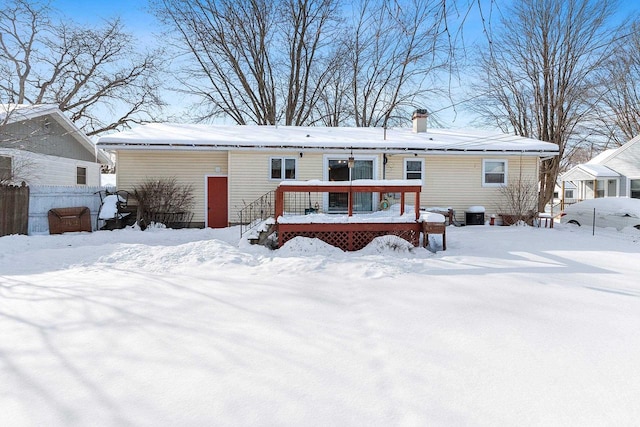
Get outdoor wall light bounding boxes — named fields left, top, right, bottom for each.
left=348, top=156, right=355, bottom=169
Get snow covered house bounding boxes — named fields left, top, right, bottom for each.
left=96, top=112, right=559, bottom=228
left=0, top=104, right=110, bottom=186
left=553, top=179, right=578, bottom=206
left=560, top=135, right=640, bottom=203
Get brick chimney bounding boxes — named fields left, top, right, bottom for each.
left=412, top=109, right=428, bottom=133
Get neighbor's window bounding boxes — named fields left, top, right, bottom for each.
left=565, top=189, right=574, bottom=199
left=483, top=160, right=507, bottom=186
left=595, top=180, right=606, bottom=198
left=607, top=179, right=617, bottom=197
left=630, top=179, right=640, bottom=199
left=76, top=166, right=87, bottom=185
left=270, top=157, right=296, bottom=180
left=404, top=159, right=424, bottom=181
left=0, top=156, right=11, bottom=181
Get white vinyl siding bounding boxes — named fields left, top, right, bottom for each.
left=228, top=151, right=324, bottom=223
left=116, top=149, right=540, bottom=226
left=0, top=148, right=101, bottom=186
left=385, top=154, right=537, bottom=217
left=116, top=150, right=228, bottom=224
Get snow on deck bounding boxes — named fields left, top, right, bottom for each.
left=279, top=179, right=422, bottom=187
left=278, top=206, right=418, bottom=224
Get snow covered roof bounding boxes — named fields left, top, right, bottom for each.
left=1, top=104, right=60, bottom=124
left=561, top=163, right=620, bottom=182
left=97, top=123, right=559, bottom=156
left=587, top=149, right=617, bottom=165
left=578, top=164, right=620, bottom=177
left=1, top=104, right=111, bottom=165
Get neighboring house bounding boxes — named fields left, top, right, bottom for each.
left=0, top=104, right=111, bottom=186
left=560, top=135, right=640, bottom=202
left=552, top=179, right=577, bottom=206
left=96, top=112, right=559, bottom=228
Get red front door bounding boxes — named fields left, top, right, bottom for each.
left=207, top=176, right=228, bottom=228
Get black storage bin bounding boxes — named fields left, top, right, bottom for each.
left=465, top=211, right=485, bottom=225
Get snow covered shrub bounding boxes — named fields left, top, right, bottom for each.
left=132, top=177, right=194, bottom=229
left=361, top=235, right=416, bottom=254
left=496, top=178, right=538, bottom=226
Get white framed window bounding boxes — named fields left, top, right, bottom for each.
left=270, top=157, right=297, bottom=180
left=630, top=179, right=640, bottom=199
left=404, top=158, right=424, bottom=181
left=482, top=159, right=507, bottom=186
left=564, top=189, right=574, bottom=199
left=594, top=179, right=618, bottom=198
left=76, top=166, right=87, bottom=185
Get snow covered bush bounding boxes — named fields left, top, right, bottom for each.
left=496, top=178, right=538, bottom=225
left=132, top=177, right=194, bottom=229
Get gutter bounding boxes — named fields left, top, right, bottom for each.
left=96, top=142, right=559, bottom=157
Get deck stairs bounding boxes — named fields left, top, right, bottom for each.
left=239, top=190, right=277, bottom=245
left=247, top=222, right=277, bottom=247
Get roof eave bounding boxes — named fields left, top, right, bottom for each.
left=96, top=142, right=558, bottom=157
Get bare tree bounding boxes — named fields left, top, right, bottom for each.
left=344, top=0, right=450, bottom=128
left=312, top=51, right=353, bottom=126
left=470, top=0, right=619, bottom=211
left=0, top=0, right=165, bottom=136
left=155, top=0, right=454, bottom=127
left=154, top=0, right=341, bottom=125
left=280, top=0, right=342, bottom=126
left=594, top=22, right=640, bottom=147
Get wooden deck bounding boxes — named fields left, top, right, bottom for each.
left=277, top=221, right=422, bottom=251
left=274, top=180, right=424, bottom=251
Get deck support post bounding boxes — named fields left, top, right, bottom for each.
left=275, top=188, right=284, bottom=218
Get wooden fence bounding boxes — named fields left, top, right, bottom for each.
left=0, top=183, right=30, bottom=236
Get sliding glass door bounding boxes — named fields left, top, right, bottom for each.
left=326, top=157, right=375, bottom=213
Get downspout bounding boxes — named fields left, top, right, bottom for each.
left=383, top=153, right=388, bottom=180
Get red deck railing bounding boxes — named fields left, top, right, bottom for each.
left=274, top=180, right=424, bottom=250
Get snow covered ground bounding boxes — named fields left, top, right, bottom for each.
left=1, top=223, right=639, bottom=426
